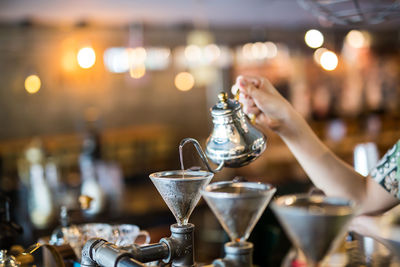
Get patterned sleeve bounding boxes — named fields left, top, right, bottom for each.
left=370, top=140, right=400, bottom=198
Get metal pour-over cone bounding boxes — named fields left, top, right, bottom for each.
left=149, top=170, right=213, bottom=226
left=201, top=181, right=276, bottom=243
left=271, top=194, right=356, bottom=264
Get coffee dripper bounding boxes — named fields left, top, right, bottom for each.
left=180, top=92, right=267, bottom=173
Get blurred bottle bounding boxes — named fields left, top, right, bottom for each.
left=29, top=164, right=55, bottom=229
left=20, top=139, right=55, bottom=229
left=80, top=157, right=105, bottom=215
left=354, top=142, right=379, bottom=176
left=79, top=125, right=106, bottom=215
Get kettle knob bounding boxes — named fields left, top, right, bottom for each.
left=217, top=92, right=228, bottom=102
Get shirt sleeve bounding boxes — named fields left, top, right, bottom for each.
left=370, top=140, right=400, bottom=198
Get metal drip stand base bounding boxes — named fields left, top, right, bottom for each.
left=213, top=241, right=253, bottom=267
left=160, top=223, right=196, bottom=267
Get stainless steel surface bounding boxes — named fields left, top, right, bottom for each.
left=205, top=92, right=267, bottom=168
left=201, top=181, right=276, bottom=243
left=81, top=238, right=146, bottom=267
left=213, top=242, right=253, bottom=267
left=149, top=170, right=213, bottom=226
left=118, top=257, right=147, bottom=267
left=271, top=194, right=356, bottom=264
left=124, top=243, right=169, bottom=263
left=180, top=138, right=224, bottom=173
left=81, top=224, right=196, bottom=267
left=160, top=223, right=196, bottom=267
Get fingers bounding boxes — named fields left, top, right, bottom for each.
left=236, top=75, right=262, bottom=88
left=232, top=76, right=260, bottom=96
left=244, top=106, right=261, bottom=116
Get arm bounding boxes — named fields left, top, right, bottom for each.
left=233, top=75, right=399, bottom=215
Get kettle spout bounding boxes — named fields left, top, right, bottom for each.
left=179, top=138, right=224, bottom=173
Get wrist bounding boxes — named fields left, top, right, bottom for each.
left=276, top=109, right=306, bottom=141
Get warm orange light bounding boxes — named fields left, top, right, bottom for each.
left=184, top=45, right=202, bottom=62
left=320, top=51, right=338, bottom=71
left=313, top=47, right=328, bottom=64
left=346, top=30, right=370, bottom=49
left=265, top=42, right=278, bottom=58
left=77, top=47, right=96, bottom=69
left=204, top=44, right=221, bottom=62
left=242, top=43, right=253, bottom=60
left=175, top=72, right=194, bottom=91
left=129, top=64, right=146, bottom=79
left=251, top=42, right=268, bottom=59
left=25, top=75, right=41, bottom=94
left=305, top=29, right=324, bottom=48
left=62, top=51, right=77, bottom=71
left=128, top=47, right=147, bottom=64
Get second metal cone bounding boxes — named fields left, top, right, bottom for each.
left=201, top=181, right=276, bottom=243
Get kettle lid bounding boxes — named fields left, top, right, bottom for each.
left=211, top=92, right=241, bottom=116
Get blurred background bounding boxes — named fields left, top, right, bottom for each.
left=0, top=0, right=400, bottom=265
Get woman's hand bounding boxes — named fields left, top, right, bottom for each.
left=231, top=75, right=296, bottom=135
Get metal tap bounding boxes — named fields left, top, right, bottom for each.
left=81, top=223, right=196, bottom=267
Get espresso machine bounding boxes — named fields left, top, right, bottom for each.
left=80, top=92, right=272, bottom=267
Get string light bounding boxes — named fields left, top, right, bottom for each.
left=184, top=45, right=202, bottom=62
left=129, top=64, right=146, bottom=79
left=104, top=48, right=130, bottom=73
left=175, top=72, right=194, bottom=91
left=251, top=42, right=268, bottom=59
left=204, top=44, right=221, bottom=62
left=346, top=30, right=370, bottom=48
left=242, top=43, right=253, bottom=60
left=305, top=29, right=324, bottom=48
left=265, top=42, right=278, bottom=58
left=128, top=47, right=147, bottom=64
left=77, top=47, right=96, bottom=69
left=313, top=47, right=328, bottom=65
left=320, top=51, right=338, bottom=71
left=25, top=75, right=41, bottom=94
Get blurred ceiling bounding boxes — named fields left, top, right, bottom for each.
left=0, top=0, right=322, bottom=27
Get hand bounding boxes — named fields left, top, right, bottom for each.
left=232, top=75, right=296, bottom=134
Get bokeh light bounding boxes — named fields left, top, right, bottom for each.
left=24, top=75, right=41, bottom=94
left=204, top=44, right=221, bottom=62
left=175, top=72, right=194, bottom=91
left=346, top=30, right=370, bottom=49
left=305, top=29, right=324, bottom=48
left=128, top=47, right=147, bottom=64
left=62, top=51, right=77, bottom=71
left=77, top=47, right=96, bottom=69
left=129, top=64, right=146, bottom=79
left=265, top=42, right=278, bottom=58
left=320, top=51, right=338, bottom=71
left=184, top=45, right=202, bottom=62
left=104, top=48, right=130, bottom=73
left=252, top=42, right=268, bottom=59
left=313, top=47, right=328, bottom=64
left=242, top=43, right=253, bottom=60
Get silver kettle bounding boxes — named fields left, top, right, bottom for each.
left=180, top=92, right=267, bottom=173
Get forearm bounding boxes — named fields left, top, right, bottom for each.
left=234, top=75, right=399, bottom=214
left=279, top=111, right=368, bottom=206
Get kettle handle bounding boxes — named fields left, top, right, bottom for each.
left=179, top=138, right=224, bottom=173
